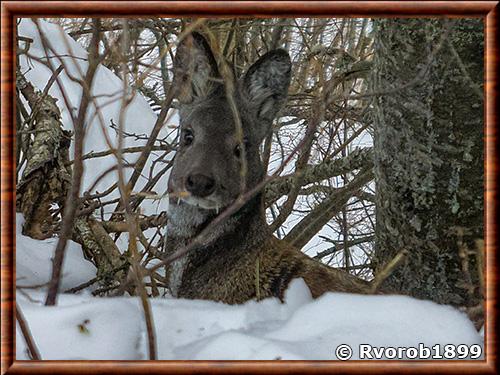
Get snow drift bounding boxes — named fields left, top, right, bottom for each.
left=17, top=279, right=482, bottom=360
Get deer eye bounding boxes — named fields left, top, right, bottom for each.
left=182, top=129, right=194, bottom=146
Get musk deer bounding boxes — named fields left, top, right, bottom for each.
left=163, top=32, right=371, bottom=304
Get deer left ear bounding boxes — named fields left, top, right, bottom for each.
left=242, top=49, right=291, bottom=139
left=173, top=32, right=221, bottom=104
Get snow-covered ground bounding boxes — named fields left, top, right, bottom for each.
left=17, top=279, right=482, bottom=360
left=16, top=207, right=483, bottom=360
left=15, top=19, right=483, bottom=361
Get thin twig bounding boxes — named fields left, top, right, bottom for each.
left=16, top=302, right=41, bottom=360
left=371, top=249, right=409, bottom=293
left=115, top=20, right=157, bottom=360
left=44, top=19, right=101, bottom=306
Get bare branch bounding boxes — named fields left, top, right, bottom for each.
left=284, top=168, right=373, bottom=249
left=45, top=19, right=101, bottom=306
left=16, top=303, right=41, bottom=360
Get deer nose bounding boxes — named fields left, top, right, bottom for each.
left=185, top=173, right=216, bottom=198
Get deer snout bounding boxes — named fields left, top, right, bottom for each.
left=185, top=173, right=216, bottom=198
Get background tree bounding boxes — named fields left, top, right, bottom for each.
left=371, top=18, right=484, bottom=323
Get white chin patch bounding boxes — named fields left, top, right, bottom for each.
left=182, top=196, right=222, bottom=212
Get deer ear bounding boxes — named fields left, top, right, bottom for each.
left=173, top=32, right=221, bottom=104
left=242, top=49, right=291, bottom=136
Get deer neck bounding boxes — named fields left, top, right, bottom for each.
left=166, top=193, right=268, bottom=251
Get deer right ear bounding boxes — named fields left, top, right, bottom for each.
left=242, top=49, right=291, bottom=141
left=173, top=32, right=221, bottom=104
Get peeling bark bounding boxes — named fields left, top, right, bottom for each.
left=372, top=19, right=484, bottom=311
left=73, top=217, right=128, bottom=289
left=16, top=72, right=72, bottom=239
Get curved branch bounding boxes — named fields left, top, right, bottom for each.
left=283, top=167, right=374, bottom=249
left=265, top=147, right=373, bottom=205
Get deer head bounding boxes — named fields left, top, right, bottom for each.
left=168, top=32, right=291, bottom=220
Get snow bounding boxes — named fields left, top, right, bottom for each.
left=17, top=296, right=144, bottom=360
left=16, top=213, right=96, bottom=291
left=17, top=279, right=482, bottom=360
left=18, top=18, right=172, bottom=215
left=15, top=19, right=483, bottom=361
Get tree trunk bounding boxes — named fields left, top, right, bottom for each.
left=372, top=19, right=484, bottom=312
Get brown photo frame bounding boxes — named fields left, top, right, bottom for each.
left=1, top=1, right=497, bottom=374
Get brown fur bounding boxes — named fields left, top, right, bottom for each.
left=165, top=195, right=370, bottom=304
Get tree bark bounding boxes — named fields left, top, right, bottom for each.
left=16, top=72, right=72, bottom=240
left=372, top=19, right=484, bottom=310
